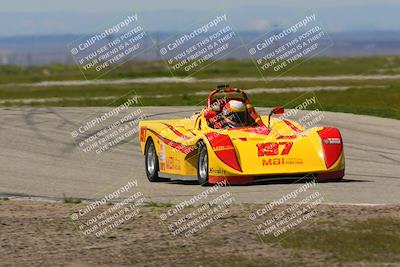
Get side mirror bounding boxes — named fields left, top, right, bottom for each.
left=272, top=106, right=284, bottom=115
left=268, top=106, right=284, bottom=128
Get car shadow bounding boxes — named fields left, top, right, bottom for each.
left=166, top=179, right=199, bottom=185
left=251, top=177, right=371, bottom=186
left=157, top=176, right=371, bottom=186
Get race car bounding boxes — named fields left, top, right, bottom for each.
left=138, top=85, right=345, bottom=185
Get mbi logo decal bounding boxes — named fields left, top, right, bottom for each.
left=262, top=157, right=303, bottom=166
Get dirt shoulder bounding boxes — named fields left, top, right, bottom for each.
left=1, top=200, right=399, bottom=267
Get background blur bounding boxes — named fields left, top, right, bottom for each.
left=1, top=0, right=400, bottom=65
left=1, top=0, right=399, bottom=120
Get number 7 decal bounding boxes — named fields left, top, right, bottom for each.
left=279, top=142, right=293, bottom=155
left=257, top=142, right=293, bottom=156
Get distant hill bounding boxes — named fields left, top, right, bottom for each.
left=1, top=31, right=400, bottom=65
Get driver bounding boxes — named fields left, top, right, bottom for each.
left=220, top=100, right=248, bottom=128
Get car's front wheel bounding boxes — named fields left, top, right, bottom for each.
left=197, top=141, right=209, bottom=186
left=145, top=138, right=160, bottom=182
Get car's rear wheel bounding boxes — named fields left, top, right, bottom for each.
left=197, top=141, right=209, bottom=186
left=145, top=138, right=160, bottom=182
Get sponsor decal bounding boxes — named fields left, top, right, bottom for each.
left=323, top=137, right=341, bottom=145
left=140, top=127, right=146, bottom=142
left=160, top=162, right=166, bottom=171
left=318, top=127, right=343, bottom=168
left=209, top=168, right=227, bottom=175
left=166, top=157, right=181, bottom=170
left=262, top=157, right=303, bottom=166
left=159, top=142, right=166, bottom=161
left=213, top=145, right=234, bottom=151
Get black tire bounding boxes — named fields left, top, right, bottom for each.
left=197, top=141, right=209, bottom=186
left=145, top=138, right=160, bottom=182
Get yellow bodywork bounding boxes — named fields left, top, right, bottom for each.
left=139, top=111, right=345, bottom=181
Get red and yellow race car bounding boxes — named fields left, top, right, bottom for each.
left=139, top=85, right=345, bottom=185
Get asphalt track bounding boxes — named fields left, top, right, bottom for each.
left=1, top=107, right=399, bottom=205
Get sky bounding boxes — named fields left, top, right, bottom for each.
left=1, top=0, right=400, bottom=36
left=2, top=0, right=400, bottom=12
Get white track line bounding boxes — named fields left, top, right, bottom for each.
left=3, top=195, right=394, bottom=206
left=286, top=201, right=391, bottom=206
left=0, top=85, right=386, bottom=104
left=3, top=74, right=400, bottom=87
